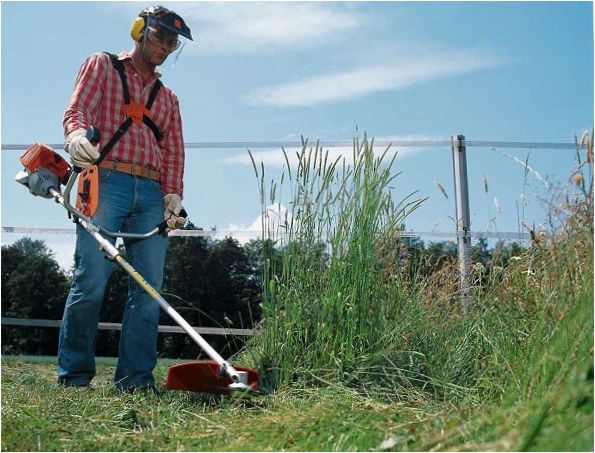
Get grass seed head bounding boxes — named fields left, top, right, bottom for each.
left=435, top=180, right=449, bottom=200
left=572, top=173, right=584, bottom=186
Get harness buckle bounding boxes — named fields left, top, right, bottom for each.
left=123, top=103, right=150, bottom=126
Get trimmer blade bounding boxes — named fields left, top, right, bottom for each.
left=164, top=360, right=259, bottom=395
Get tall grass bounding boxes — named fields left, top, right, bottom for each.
left=244, top=134, right=593, bottom=413
left=246, top=138, right=426, bottom=390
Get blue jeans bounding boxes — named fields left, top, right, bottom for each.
left=57, top=168, right=167, bottom=389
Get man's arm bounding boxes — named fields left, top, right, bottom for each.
left=159, top=95, right=185, bottom=198
left=63, top=53, right=107, bottom=137
left=159, top=95, right=186, bottom=230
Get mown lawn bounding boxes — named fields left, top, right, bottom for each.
left=1, top=355, right=443, bottom=451
left=2, top=338, right=592, bottom=452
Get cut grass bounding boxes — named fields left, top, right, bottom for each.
left=1, top=355, right=449, bottom=451
left=2, top=327, right=592, bottom=452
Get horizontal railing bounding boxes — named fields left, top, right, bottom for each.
left=1, top=226, right=531, bottom=240
left=1, top=317, right=255, bottom=336
left=1, top=138, right=586, bottom=151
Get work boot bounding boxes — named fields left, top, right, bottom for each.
left=58, top=382, right=94, bottom=392
left=122, top=384, right=163, bottom=396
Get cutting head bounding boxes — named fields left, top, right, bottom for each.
left=164, top=360, right=259, bottom=395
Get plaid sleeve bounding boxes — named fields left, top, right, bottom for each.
left=63, top=53, right=107, bottom=137
left=159, top=95, right=185, bottom=197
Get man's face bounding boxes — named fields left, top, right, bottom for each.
left=143, top=24, right=180, bottom=66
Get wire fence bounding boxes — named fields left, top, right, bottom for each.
left=0, top=226, right=531, bottom=240
left=1, top=136, right=585, bottom=339
left=2, top=136, right=583, bottom=243
left=1, top=138, right=586, bottom=151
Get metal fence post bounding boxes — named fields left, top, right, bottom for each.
left=451, top=135, right=472, bottom=302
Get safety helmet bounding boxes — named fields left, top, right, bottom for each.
left=131, top=6, right=193, bottom=43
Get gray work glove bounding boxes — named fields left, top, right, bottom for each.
left=163, top=193, right=187, bottom=231
left=64, top=129, right=100, bottom=168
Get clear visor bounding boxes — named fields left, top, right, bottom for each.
left=145, top=25, right=182, bottom=52
left=143, top=24, right=189, bottom=68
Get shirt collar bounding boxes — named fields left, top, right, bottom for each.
left=117, top=51, right=162, bottom=79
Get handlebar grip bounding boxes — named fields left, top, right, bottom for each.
left=86, top=126, right=100, bottom=146
left=157, top=209, right=189, bottom=234
left=157, top=220, right=169, bottom=235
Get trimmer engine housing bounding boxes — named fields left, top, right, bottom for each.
left=20, top=142, right=71, bottom=184
left=15, top=142, right=71, bottom=198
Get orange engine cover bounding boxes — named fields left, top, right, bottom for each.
left=20, top=142, right=71, bottom=185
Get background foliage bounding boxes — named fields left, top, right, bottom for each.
left=1, top=229, right=522, bottom=359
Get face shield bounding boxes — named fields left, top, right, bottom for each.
left=143, top=12, right=193, bottom=67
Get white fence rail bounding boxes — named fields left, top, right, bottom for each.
left=1, top=226, right=531, bottom=240
left=1, top=317, right=255, bottom=337
left=1, top=138, right=585, bottom=151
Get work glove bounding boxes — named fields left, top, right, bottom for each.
left=64, top=129, right=100, bottom=168
left=163, top=193, right=187, bottom=231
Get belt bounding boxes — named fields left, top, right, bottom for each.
left=99, top=160, right=160, bottom=181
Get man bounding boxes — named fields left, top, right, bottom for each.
left=57, top=5, right=192, bottom=392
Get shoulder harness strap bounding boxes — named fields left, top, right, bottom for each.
left=96, top=52, right=163, bottom=165
left=143, top=79, right=163, bottom=140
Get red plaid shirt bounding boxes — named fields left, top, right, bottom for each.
left=64, top=51, right=185, bottom=197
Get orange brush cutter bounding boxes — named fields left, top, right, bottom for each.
left=15, top=130, right=259, bottom=395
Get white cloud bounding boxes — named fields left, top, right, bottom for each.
left=221, top=134, right=442, bottom=168
left=175, top=3, right=360, bottom=55
left=51, top=242, right=75, bottom=272
left=245, top=51, right=507, bottom=107
left=227, top=203, right=290, bottom=244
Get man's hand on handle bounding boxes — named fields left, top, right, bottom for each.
left=163, top=193, right=187, bottom=231
left=65, top=129, right=100, bottom=168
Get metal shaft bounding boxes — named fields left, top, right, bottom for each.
left=112, top=255, right=240, bottom=376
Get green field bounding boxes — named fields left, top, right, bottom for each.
left=2, top=316, right=593, bottom=452
left=2, top=142, right=593, bottom=451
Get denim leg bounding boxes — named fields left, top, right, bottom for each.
left=115, top=177, right=167, bottom=389
left=57, top=225, right=114, bottom=385
left=57, top=169, right=133, bottom=386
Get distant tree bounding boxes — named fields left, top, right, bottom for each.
left=163, top=229, right=213, bottom=323
left=490, top=240, right=524, bottom=267
left=160, top=224, right=216, bottom=358
left=394, top=236, right=426, bottom=280
left=424, top=240, right=458, bottom=272
left=471, top=237, right=491, bottom=267
left=244, top=238, right=283, bottom=286
left=1, top=238, right=70, bottom=355
left=206, top=237, right=261, bottom=328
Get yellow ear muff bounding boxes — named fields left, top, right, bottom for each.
left=130, top=16, right=146, bottom=42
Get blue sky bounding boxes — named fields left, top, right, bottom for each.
left=1, top=1, right=593, bottom=269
